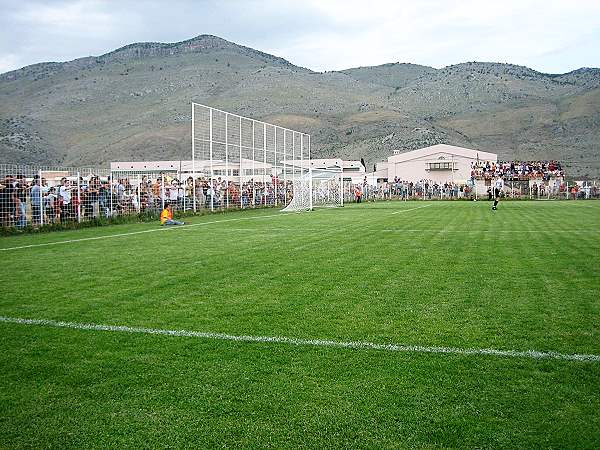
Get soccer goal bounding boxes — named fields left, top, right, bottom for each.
left=281, top=168, right=343, bottom=212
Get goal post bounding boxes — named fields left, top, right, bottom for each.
left=281, top=167, right=343, bottom=212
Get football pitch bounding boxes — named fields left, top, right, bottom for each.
left=1, top=200, right=599, bottom=448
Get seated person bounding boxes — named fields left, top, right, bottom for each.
left=160, top=203, right=185, bottom=226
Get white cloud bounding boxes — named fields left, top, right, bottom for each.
left=0, top=0, right=599, bottom=74
left=15, top=0, right=113, bottom=33
left=267, top=0, right=600, bottom=72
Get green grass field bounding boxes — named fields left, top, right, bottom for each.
left=1, top=200, right=599, bottom=448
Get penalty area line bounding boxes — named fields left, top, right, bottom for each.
left=0, top=316, right=598, bottom=363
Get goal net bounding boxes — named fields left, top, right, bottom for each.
left=281, top=168, right=343, bottom=212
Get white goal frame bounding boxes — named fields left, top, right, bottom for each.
left=281, top=167, right=344, bottom=212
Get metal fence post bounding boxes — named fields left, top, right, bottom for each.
left=77, top=171, right=81, bottom=223
left=110, top=174, right=114, bottom=219
left=39, top=169, right=44, bottom=226
left=191, top=102, right=197, bottom=212
left=283, top=130, right=287, bottom=206
left=263, top=123, right=267, bottom=206
left=225, top=113, right=229, bottom=210
left=209, top=109, right=214, bottom=212
left=239, top=116, right=243, bottom=209
left=252, top=121, right=255, bottom=209
left=161, top=173, right=165, bottom=210
left=274, top=127, right=278, bottom=207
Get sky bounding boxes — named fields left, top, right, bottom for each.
left=1, top=0, right=599, bottom=75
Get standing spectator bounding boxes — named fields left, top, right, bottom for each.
left=354, top=185, right=362, bottom=203
left=169, top=180, right=179, bottom=208
left=40, top=178, right=49, bottom=222
left=15, top=174, right=28, bottom=228
left=152, top=177, right=161, bottom=208
left=86, top=175, right=100, bottom=218
left=45, top=186, right=58, bottom=223
left=71, top=185, right=81, bottom=220
left=99, top=180, right=109, bottom=217
left=58, top=177, right=72, bottom=221
left=30, top=175, right=42, bottom=226
left=0, top=175, right=16, bottom=227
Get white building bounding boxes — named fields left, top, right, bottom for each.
left=304, top=158, right=365, bottom=181
left=110, top=158, right=365, bottom=182
left=375, top=144, right=498, bottom=183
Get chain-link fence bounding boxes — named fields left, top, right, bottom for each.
left=343, top=178, right=600, bottom=203
left=0, top=162, right=300, bottom=231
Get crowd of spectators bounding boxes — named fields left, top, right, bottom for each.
left=351, top=177, right=473, bottom=202
left=470, top=160, right=564, bottom=181
left=0, top=172, right=295, bottom=228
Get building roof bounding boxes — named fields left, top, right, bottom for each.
left=388, top=144, right=497, bottom=164
left=110, top=159, right=272, bottom=171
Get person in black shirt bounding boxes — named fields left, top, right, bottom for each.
left=86, top=175, right=100, bottom=218
left=0, top=175, right=16, bottom=227
left=15, top=174, right=28, bottom=227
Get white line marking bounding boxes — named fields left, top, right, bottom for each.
left=380, top=229, right=597, bottom=234
left=1, top=316, right=598, bottom=363
left=219, top=229, right=600, bottom=234
left=0, top=212, right=295, bottom=252
left=390, top=204, right=434, bottom=215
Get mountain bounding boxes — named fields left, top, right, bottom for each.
left=1, top=34, right=599, bottom=178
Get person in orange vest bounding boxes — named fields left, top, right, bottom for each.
left=354, top=186, right=362, bottom=203
left=160, top=203, right=185, bottom=225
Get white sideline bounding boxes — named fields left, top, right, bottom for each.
left=1, top=316, right=598, bottom=363
left=0, top=212, right=294, bottom=252
left=390, top=204, right=434, bottom=215
left=380, top=229, right=598, bottom=233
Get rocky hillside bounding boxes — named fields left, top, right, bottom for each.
left=1, top=34, right=599, bottom=177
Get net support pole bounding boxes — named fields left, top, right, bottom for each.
left=225, top=113, right=229, bottom=210
left=283, top=131, right=287, bottom=205
left=191, top=102, right=197, bottom=212
left=340, top=170, right=344, bottom=207
left=309, top=166, right=313, bottom=211
left=300, top=133, right=303, bottom=184
left=274, top=127, right=278, bottom=207
left=292, top=131, right=296, bottom=199
left=239, top=116, right=243, bottom=209
left=252, top=121, right=255, bottom=208
left=209, top=108, right=214, bottom=212
left=263, top=123, right=267, bottom=206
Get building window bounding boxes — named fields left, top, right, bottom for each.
left=426, top=162, right=455, bottom=171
